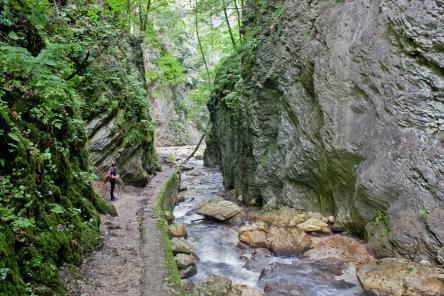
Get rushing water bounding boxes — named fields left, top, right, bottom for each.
left=173, top=159, right=366, bottom=296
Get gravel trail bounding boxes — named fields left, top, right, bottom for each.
left=65, top=164, right=179, bottom=296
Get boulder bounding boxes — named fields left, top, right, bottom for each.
left=192, top=274, right=232, bottom=296
left=266, top=226, right=312, bottom=256
left=304, top=235, right=373, bottom=265
left=167, top=224, right=187, bottom=238
left=165, top=211, right=175, bottom=224
left=296, top=218, right=331, bottom=234
left=259, top=261, right=354, bottom=295
left=180, top=265, right=197, bottom=279
left=228, top=285, right=264, bottom=296
left=228, top=211, right=245, bottom=225
left=288, top=213, right=310, bottom=227
left=197, top=200, right=242, bottom=221
left=260, top=208, right=299, bottom=227
left=239, top=222, right=269, bottom=248
left=175, top=195, right=185, bottom=204
left=175, top=253, right=195, bottom=269
left=171, top=238, right=192, bottom=254
left=357, top=258, right=444, bottom=296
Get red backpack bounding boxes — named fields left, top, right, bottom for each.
left=105, top=170, right=112, bottom=181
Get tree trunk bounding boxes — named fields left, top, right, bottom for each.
left=222, top=0, right=237, bottom=49
left=138, top=2, right=144, bottom=31
left=142, top=0, right=151, bottom=31
left=195, top=0, right=211, bottom=84
left=233, top=0, right=242, bottom=43
left=127, top=0, right=132, bottom=32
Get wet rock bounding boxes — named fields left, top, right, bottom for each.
left=174, top=253, right=195, bottom=269
left=288, top=213, right=310, bottom=227
left=171, top=238, right=192, bottom=254
left=252, top=248, right=273, bottom=258
left=357, top=258, right=444, bottom=296
left=305, top=235, right=373, bottom=265
left=259, top=261, right=354, bottom=295
left=228, top=284, right=264, bottom=296
left=189, top=170, right=203, bottom=176
left=167, top=224, right=187, bottom=238
left=310, top=258, right=348, bottom=276
left=180, top=265, right=197, bottom=279
left=263, top=282, right=304, bottom=296
left=327, top=216, right=334, bottom=224
left=260, top=208, right=299, bottom=227
left=191, top=274, right=232, bottom=296
left=296, top=218, right=331, bottom=234
left=197, top=200, right=242, bottom=221
left=175, top=195, right=185, bottom=204
left=182, top=279, right=195, bottom=292
left=180, top=165, right=194, bottom=172
left=228, top=211, right=245, bottom=225
left=239, top=222, right=269, bottom=248
left=165, top=211, right=175, bottom=224
left=266, top=226, right=312, bottom=256
left=243, top=248, right=274, bottom=272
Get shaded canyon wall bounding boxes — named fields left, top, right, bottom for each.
left=205, top=0, right=444, bottom=263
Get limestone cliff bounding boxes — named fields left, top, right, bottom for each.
left=205, top=0, right=444, bottom=264
left=142, top=43, right=201, bottom=147
left=80, top=34, right=158, bottom=186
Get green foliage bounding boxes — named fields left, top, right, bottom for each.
left=0, top=2, right=126, bottom=295
left=169, top=121, right=188, bottom=146
left=166, top=153, right=176, bottom=163
left=371, top=210, right=390, bottom=236
left=145, top=50, right=184, bottom=86
left=373, top=210, right=388, bottom=226
left=419, top=207, right=431, bottom=218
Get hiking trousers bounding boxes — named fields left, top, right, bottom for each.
left=110, top=179, right=116, bottom=200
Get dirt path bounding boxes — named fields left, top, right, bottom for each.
left=66, top=165, right=178, bottom=296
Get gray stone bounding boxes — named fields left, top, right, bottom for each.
left=171, top=238, right=192, bottom=254
left=174, top=253, right=195, bottom=269
left=192, top=274, right=232, bottom=296
left=86, top=114, right=155, bottom=186
left=180, top=265, right=197, bottom=279
left=197, top=200, right=242, bottom=221
left=205, top=0, right=444, bottom=262
left=357, top=258, right=444, bottom=296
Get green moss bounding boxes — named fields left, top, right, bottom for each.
left=154, top=170, right=184, bottom=296
left=0, top=3, right=120, bottom=295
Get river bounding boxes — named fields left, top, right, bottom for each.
left=171, top=157, right=367, bottom=296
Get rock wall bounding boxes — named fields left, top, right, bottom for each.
left=81, top=35, right=158, bottom=187
left=142, top=39, right=201, bottom=147
left=205, top=0, right=444, bottom=264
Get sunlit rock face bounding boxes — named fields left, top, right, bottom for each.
left=205, top=0, right=444, bottom=263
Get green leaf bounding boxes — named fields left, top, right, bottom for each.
left=8, top=31, right=19, bottom=40
left=8, top=132, right=20, bottom=142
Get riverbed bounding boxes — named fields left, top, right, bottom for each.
left=172, top=158, right=367, bottom=296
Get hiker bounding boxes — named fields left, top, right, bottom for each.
left=106, top=162, right=120, bottom=201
